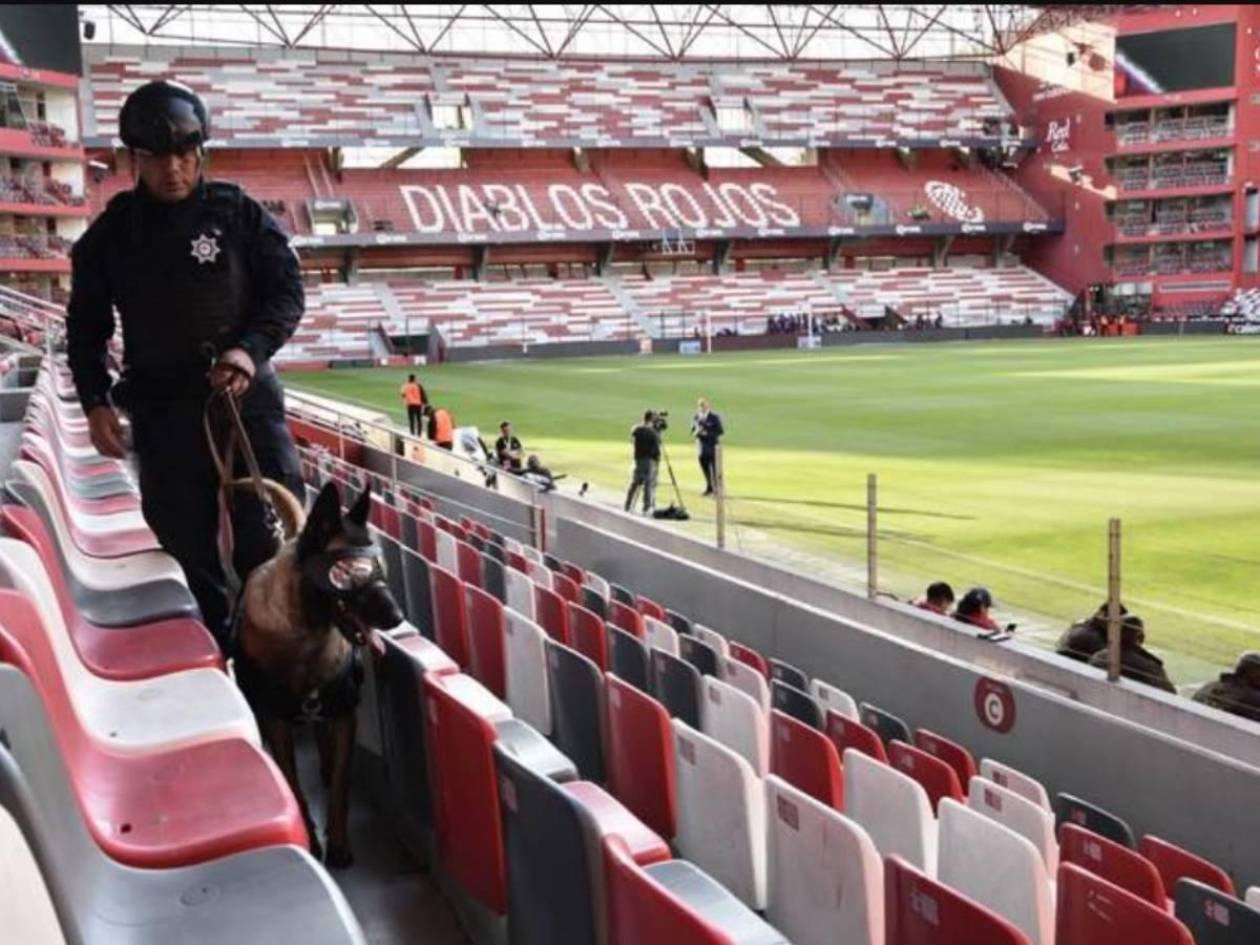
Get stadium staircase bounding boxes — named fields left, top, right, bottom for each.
left=809, top=270, right=867, bottom=329
left=599, top=274, right=655, bottom=338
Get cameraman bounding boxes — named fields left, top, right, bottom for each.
left=625, top=409, right=661, bottom=515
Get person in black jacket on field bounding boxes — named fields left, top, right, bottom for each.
left=66, top=80, right=305, bottom=650
left=691, top=396, right=725, bottom=496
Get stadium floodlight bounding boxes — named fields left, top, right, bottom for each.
left=86, top=5, right=1119, bottom=62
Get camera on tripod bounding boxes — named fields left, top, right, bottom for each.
left=650, top=410, right=669, bottom=432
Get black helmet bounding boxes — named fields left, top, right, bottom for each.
left=957, top=586, right=993, bottom=615
left=119, top=80, right=209, bottom=153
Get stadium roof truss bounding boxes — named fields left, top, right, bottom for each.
left=89, top=4, right=1122, bottom=62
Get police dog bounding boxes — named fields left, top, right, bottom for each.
left=235, top=480, right=404, bottom=868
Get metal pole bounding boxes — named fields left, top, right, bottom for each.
left=715, top=443, right=726, bottom=550
left=867, top=473, right=878, bottom=600
left=1106, top=517, right=1122, bottom=682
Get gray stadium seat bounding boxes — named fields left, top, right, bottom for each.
left=545, top=640, right=606, bottom=782
left=679, top=634, right=720, bottom=679
left=772, top=680, right=823, bottom=729
left=1054, top=792, right=1136, bottom=849
left=0, top=665, right=366, bottom=945
left=769, top=659, right=808, bottom=691
left=859, top=701, right=912, bottom=746
left=581, top=587, right=608, bottom=620
left=607, top=624, right=650, bottom=692
left=483, top=540, right=505, bottom=563
left=1174, top=879, right=1260, bottom=944
left=651, top=647, right=702, bottom=728
left=400, top=545, right=434, bottom=638
left=609, top=583, right=635, bottom=606
left=666, top=609, right=693, bottom=637
left=375, top=531, right=407, bottom=617
left=481, top=553, right=507, bottom=603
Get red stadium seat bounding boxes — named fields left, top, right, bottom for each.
left=456, top=540, right=482, bottom=588
left=635, top=596, right=666, bottom=622
left=506, top=550, right=529, bottom=572
left=1139, top=835, right=1235, bottom=897
left=605, top=673, right=676, bottom=841
left=1055, top=862, right=1194, bottom=945
left=826, top=709, right=887, bottom=764
left=728, top=641, right=769, bottom=680
left=429, top=564, right=470, bottom=668
left=464, top=583, right=507, bottom=699
left=560, top=561, right=586, bottom=585
left=0, top=504, right=221, bottom=680
left=769, top=709, right=844, bottom=810
left=567, top=602, right=608, bottom=670
left=1059, top=823, right=1165, bottom=908
left=913, top=728, right=977, bottom=789
left=886, top=855, right=1032, bottom=945
left=608, top=599, right=645, bottom=640
left=888, top=740, right=963, bottom=814
left=0, top=591, right=307, bottom=868
left=534, top=585, right=570, bottom=644
left=551, top=571, right=581, bottom=604
left=416, top=519, right=437, bottom=561
left=422, top=672, right=513, bottom=915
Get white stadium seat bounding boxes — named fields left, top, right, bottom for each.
left=643, top=616, right=680, bottom=657
left=701, top=674, right=769, bottom=776
left=843, top=747, right=937, bottom=874
left=0, top=805, right=67, bottom=944
left=968, top=776, right=1058, bottom=873
left=504, top=566, right=537, bottom=621
left=503, top=609, right=551, bottom=735
left=692, top=624, right=730, bottom=662
left=979, top=758, right=1051, bottom=812
left=434, top=528, right=459, bottom=574
left=811, top=678, right=859, bottom=722
left=723, top=657, right=771, bottom=714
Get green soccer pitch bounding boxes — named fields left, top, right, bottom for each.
left=284, top=335, right=1260, bottom=688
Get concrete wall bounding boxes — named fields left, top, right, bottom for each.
left=444, top=339, right=640, bottom=363
left=556, top=515, right=1260, bottom=887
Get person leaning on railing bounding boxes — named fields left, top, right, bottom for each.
left=1084, top=616, right=1177, bottom=694
left=1192, top=652, right=1260, bottom=724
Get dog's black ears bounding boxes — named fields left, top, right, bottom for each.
left=347, top=481, right=373, bottom=527
left=299, top=482, right=343, bottom=559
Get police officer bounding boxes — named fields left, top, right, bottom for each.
left=66, top=80, right=305, bottom=650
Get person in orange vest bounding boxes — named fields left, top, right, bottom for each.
left=399, top=373, right=427, bottom=435
left=424, top=403, right=454, bottom=450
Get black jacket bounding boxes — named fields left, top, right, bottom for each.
left=692, top=410, right=724, bottom=451
left=631, top=423, right=661, bottom=462
left=1055, top=618, right=1108, bottom=663
left=67, top=178, right=303, bottom=411
left=1193, top=673, right=1260, bottom=723
left=1087, top=644, right=1177, bottom=694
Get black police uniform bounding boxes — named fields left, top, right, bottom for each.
left=66, top=177, right=306, bottom=649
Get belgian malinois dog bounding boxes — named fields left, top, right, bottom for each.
left=235, top=480, right=404, bottom=867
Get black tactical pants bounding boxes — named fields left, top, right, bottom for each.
left=124, top=366, right=305, bottom=651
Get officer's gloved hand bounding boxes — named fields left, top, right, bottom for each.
left=208, top=347, right=255, bottom=397
left=87, top=405, right=128, bottom=460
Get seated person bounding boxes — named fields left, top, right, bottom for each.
left=1056, top=602, right=1129, bottom=663
left=521, top=454, right=559, bottom=493
left=952, top=586, right=1001, bottom=632
left=1086, top=616, right=1176, bottom=694
left=1192, top=652, right=1260, bottom=723
left=916, top=581, right=955, bottom=616
left=494, top=420, right=524, bottom=473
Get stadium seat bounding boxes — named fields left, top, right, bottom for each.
left=724, top=656, right=771, bottom=713
left=889, top=740, right=963, bottom=814
left=609, top=599, right=645, bottom=639
left=560, top=561, right=586, bottom=586
left=551, top=571, right=580, bottom=604
left=567, top=602, right=608, bottom=670
left=526, top=559, right=553, bottom=590
left=827, top=709, right=888, bottom=762
left=1056, top=862, right=1193, bottom=945
left=456, top=540, right=483, bottom=587
left=1058, top=822, right=1163, bottom=907
left=582, top=586, right=609, bottom=620
left=534, top=585, right=570, bottom=644
left=608, top=624, right=651, bottom=692
left=635, top=595, right=666, bottom=622
left=672, top=720, right=767, bottom=910
left=885, top=855, right=1032, bottom=945
left=765, top=774, right=881, bottom=945
left=913, top=728, right=977, bottom=789
left=585, top=573, right=612, bottom=603
left=980, top=758, right=1051, bottom=811
left=504, top=609, right=552, bottom=735
left=772, top=679, right=823, bottom=729
left=376, top=532, right=408, bottom=614
left=643, top=615, right=680, bottom=656
left=0, top=503, right=220, bottom=680
left=464, top=583, right=507, bottom=699
left=543, top=552, right=563, bottom=572
left=769, top=658, right=808, bottom=691
left=401, top=545, right=436, bottom=637
left=844, top=747, right=937, bottom=874
left=430, top=564, right=470, bottom=668
left=1140, top=835, right=1235, bottom=896
left=0, top=673, right=365, bottom=945
left=434, top=527, right=459, bottom=574
left=666, top=610, right=693, bottom=637
left=604, top=835, right=788, bottom=945
left=1173, top=879, right=1260, bottom=945
left=481, top=553, right=507, bottom=603
left=482, top=537, right=504, bottom=564
left=769, top=709, right=844, bottom=810
left=728, top=641, right=769, bottom=680
left=938, top=798, right=1053, bottom=945
left=0, top=804, right=65, bottom=945
left=700, top=675, right=766, bottom=781
left=0, top=631, right=304, bottom=868
left=0, top=556, right=257, bottom=754
left=505, top=565, right=537, bottom=621
left=811, top=678, right=858, bottom=721
left=546, top=640, right=606, bottom=781
left=1053, top=792, right=1135, bottom=849
left=969, top=777, right=1059, bottom=874
left=651, top=647, right=702, bottom=727
left=679, top=634, right=721, bottom=678
left=610, top=583, right=635, bottom=606
left=859, top=701, right=912, bottom=746
left=1249, top=887, right=1260, bottom=909
left=606, top=673, right=677, bottom=840
left=374, top=629, right=458, bottom=856
left=692, top=624, right=730, bottom=661
left=416, top=518, right=438, bottom=562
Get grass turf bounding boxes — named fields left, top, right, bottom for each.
left=284, top=336, right=1260, bottom=686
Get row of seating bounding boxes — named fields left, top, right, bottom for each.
left=300, top=443, right=1260, bottom=944
left=86, top=48, right=1010, bottom=147
left=0, top=359, right=366, bottom=942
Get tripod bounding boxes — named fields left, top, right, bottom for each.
left=653, top=439, right=690, bottom=521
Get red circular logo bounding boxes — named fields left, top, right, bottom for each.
left=974, top=678, right=1017, bottom=733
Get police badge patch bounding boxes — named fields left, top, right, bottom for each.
left=190, top=232, right=221, bottom=265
